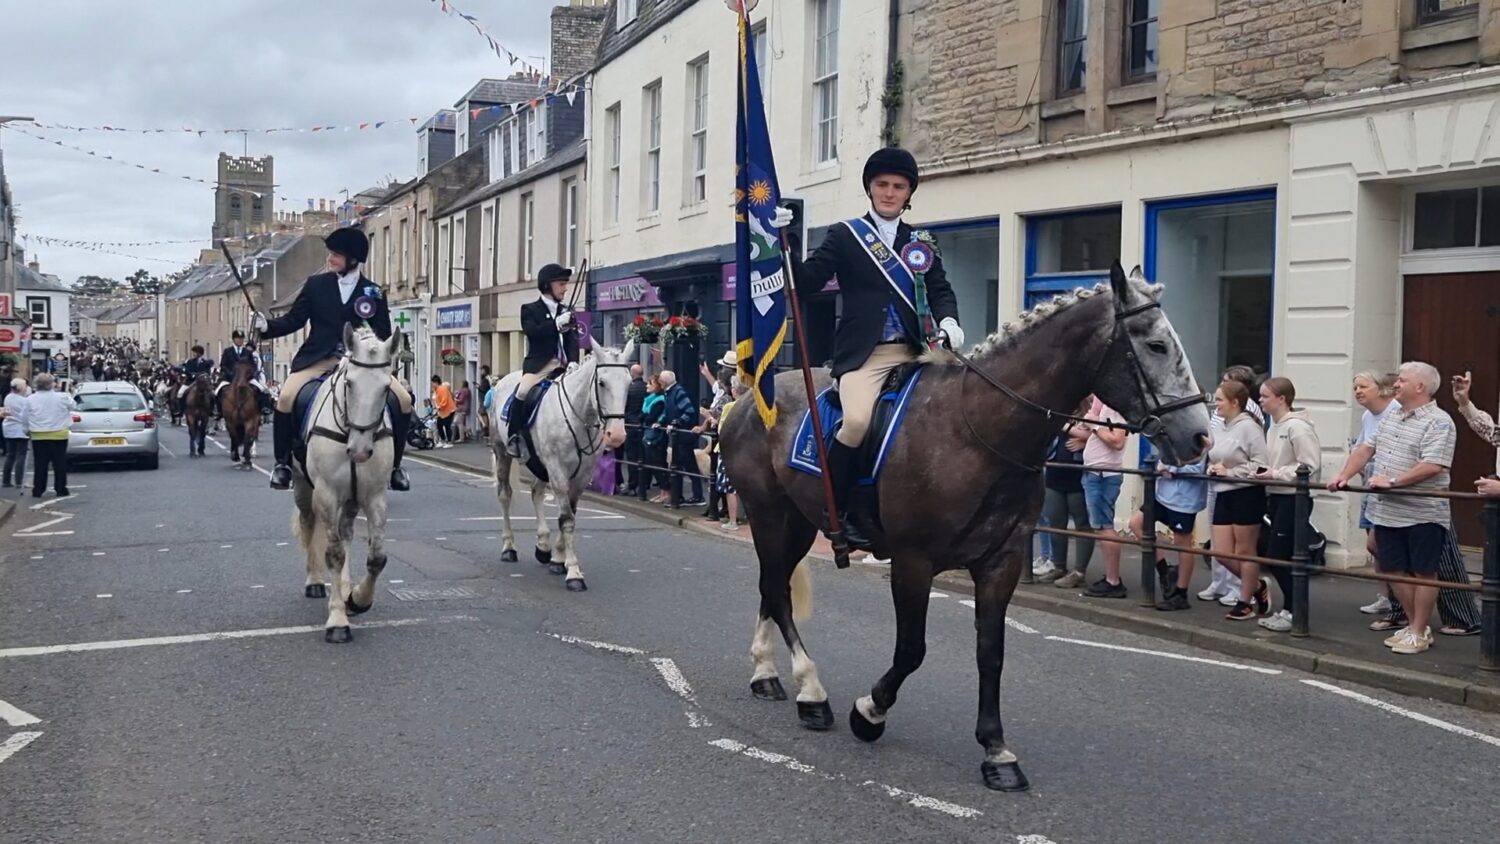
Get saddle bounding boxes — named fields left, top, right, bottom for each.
left=789, top=362, right=925, bottom=499
left=500, top=374, right=560, bottom=483
left=292, top=375, right=332, bottom=470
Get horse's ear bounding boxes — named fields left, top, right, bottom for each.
left=622, top=338, right=637, bottom=360
left=386, top=326, right=402, bottom=358
left=342, top=322, right=355, bottom=355
left=1109, top=260, right=1129, bottom=300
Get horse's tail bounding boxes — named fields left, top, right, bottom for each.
left=790, top=558, right=813, bottom=624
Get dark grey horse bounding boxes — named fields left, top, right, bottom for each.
left=720, top=263, right=1211, bottom=792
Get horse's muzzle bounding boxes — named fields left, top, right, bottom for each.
left=348, top=445, right=375, bottom=464
left=602, top=422, right=626, bottom=450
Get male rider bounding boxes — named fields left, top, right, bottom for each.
left=506, top=263, right=581, bottom=460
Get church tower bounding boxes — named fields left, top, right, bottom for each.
left=212, top=153, right=274, bottom=242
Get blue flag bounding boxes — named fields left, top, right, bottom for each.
left=734, top=12, right=787, bottom=428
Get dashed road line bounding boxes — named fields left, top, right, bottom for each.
left=1045, top=635, right=1282, bottom=675
left=1301, top=679, right=1500, bottom=749
left=176, top=589, right=192, bottom=594
left=95, top=594, right=112, bottom=599
left=0, top=698, right=41, bottom=727
left=0, top=732, right=43, bottom=766
left=546, top=633, right=645, bottom=655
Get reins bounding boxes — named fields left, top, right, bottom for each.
left=551, top=357, right=631, bottom=482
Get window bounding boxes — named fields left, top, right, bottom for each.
left=1123, top=0, right=1158, bottom=82
left=438, top=221, right=451, bottom=292
left=481, top=205, right=495, bottom=288
left=251, top=195, right=264, bottom=222
left=531, top=104, right=547, bottom=164
left=1024, top=207, right=1121, bottom=306
left=617, top=0, right=638, bottom=29
left=812, top=0, right=840, bottom=165
left=1419, top=0, right=1478, bottom=25
left=488, top=130, right=503, bottom=182
left=228, top=193, right=242, bottom=220
left=606, top=104, right=622, bottom=225
left=1411, top=185, right=1500, bottom=249
left=643, top=81, right=662, bottom=214
left=1057, top=0, right=1088, bottom=95
left=400, top=222, right=410, bottom=283
left=453, top=217, right=467, bottom=293
left=688, top=58, right=710, bottom=204
left=26, top=297, right=49, bottom=329
left=383, top=225, right=393, bottom=283
left=418, top=211, right=429, bottom=279
left=563, top=179, right=580, bottom=267
left=522, top=193, right=536, bottom=280
left=754, top=22, right=771, bottom=111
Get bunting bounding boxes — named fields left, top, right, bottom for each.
left=425, top=0, right=539, bottom=75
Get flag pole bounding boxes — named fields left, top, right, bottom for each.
left=776, top=231, right=850, bottom=569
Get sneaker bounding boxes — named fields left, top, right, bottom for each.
left=720, top=521, right=739, bottom=532
left=1036, top=567, right=1067, bottom=584
left=1360, top=594, right=1393, bottom=615
left=1225, top=601, right=1257, bottom=621
left=1382, top=626, right=1412, bottom=648
left=1258, top=609, right=1293, bottom=632
left=1370, top=617, right=1404, bottom=632
left=1156, top=588, right=1191, bottom=611
left=1390, top=627, right=1433, bottom=655
left=1084, top=578, right=1127, bottom=599
left=1219, top=592, right=1241, bottom=607
left=1053, top=570, right=1087, bottom=589
left=1252, top=578, right=1272, bottom=616
left=1197, top=586, right=1226, bottom=602
left=1031, top=557, right=1056, bottom=577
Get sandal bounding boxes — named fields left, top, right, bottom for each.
left=1439, top=624, right=1481, bottom=637
left=1368, top=618, right=1403, bottom=632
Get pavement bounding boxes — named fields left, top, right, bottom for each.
left=2, top=431, right=1500, bottom=842
left=413, top=441, right=1500, bottom=712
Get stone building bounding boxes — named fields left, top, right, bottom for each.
left=894, top=0, right=1500, bottom=560
left=212, top=154, right=275, bottom=243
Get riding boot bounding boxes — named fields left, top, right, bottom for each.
left=269, top=410, right=294, bottom=490
left=506, top=395, right=530, bottom=459
left=826, top=440, right=872, bottom=549
left=387, top=392, right=410, bottom=492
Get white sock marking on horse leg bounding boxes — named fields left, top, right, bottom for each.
left=496, top=470, right=516, bottom=552
left=749, top=617, right=779, bottom=682
left=854, top=695, right=886, bottom=725
left=986, top=748, right=1018, bottom=764
left=790, top=643, right=827, bottom=704
left=531, top=483, right=551, bottom=554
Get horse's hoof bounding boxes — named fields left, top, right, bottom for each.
left=565, top=578, right=587, bottom=592
left=304, top=584, right=327, bottom=599
left=324, top=626, right=352, bottom=644
left=750, top=678, right=787, bottom=701
left=345, top=598, right=372, bottom=616
left=849, top=703, right=887, bottom=743
left=548, top=562, right=567, bottom=576
left=980, top=761, right=1030, bottom=793
left=797, top=700, right=835, bottom=732
left=500, top=549, right=519, bottom=563
left=534, top=547, right=552, bottom=565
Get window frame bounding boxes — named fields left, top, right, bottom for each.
left=522, top=192, right=536, bottom=281
left=1056, top=0, right=1089, bottom=96
left=481, top=204, right=496, bottom=288
left=753, top=21, right=771, bottom=111
left=606, top=103, right=622, bottom=227
left=1122, top=0, right=1159, bottom=83
left=563, top=178, right=580, bottom=267
left=1399, top=180, right=1500, bottom=274
left=617, top=0, right=638, bottom=29
left=26, top=296, right=50, bottom=329
left=643, top=81, right=663, bottom=215
left=1418, top=0, right=1478, bottom=27
left=438, top=219, right=451, bottom=293
left=812, top=0, right=840, bottom=167
left=688, top=56, right=710, bottom=205
left=1022, top=206, right=1122, bottom=307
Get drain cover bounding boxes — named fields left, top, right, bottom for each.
left=388, top=584, right=479, bottom=601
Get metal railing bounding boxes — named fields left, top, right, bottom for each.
left=1031, top=459, right=1499, bottom=671
left=611, top=419, right=724, bottom=512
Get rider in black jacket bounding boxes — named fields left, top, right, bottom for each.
left=506, top=263, right=580, bottom=459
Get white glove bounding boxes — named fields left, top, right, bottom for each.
left=939, top=317, right=964, bottom=351
left=253, top=312, right=269, bottom=332
left=769, top=206, right=794, bottom=229
left=555, top=312, right=573, bottom=330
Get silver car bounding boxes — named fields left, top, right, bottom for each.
left=68, top=381, right=160, bottom=470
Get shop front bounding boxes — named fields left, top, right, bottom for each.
left=430, top=296, right=479, bottom=392
left=594, top=275, right=667, bottom=373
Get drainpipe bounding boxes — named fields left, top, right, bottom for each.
left=883, top=0, right=902, bottom=147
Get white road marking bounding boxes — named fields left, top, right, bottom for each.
left=435, top=536, right=447, bottom=541
left=930, top=590, right=949, bottom=599
left=1301, top=680, right=1500, bottom=749
left=219, top=544, right=233, bottom=549
left=28, top=497, right=74, bottom=510
left=861, top=782, right=984, bottom=820
left=0, top=732, right=43, bottom=766
left=546, top=633, right=645, bottom=655
left=250, top=585, right=265, bottom=589
left=276, top=542, right=288, bottom=546
left=1016, top=837, right=1060, bottom=844
left=389, top=579, right=404, bottom=584
left=627, top=569, right=640, bottom=573
left=456, top=514, right=624, bottom=522
left=13, top=531, right=73, bottom=537
left=509, top=573, right=524, bottom=578
left=1006, top=617, right=1040, bottom=635
left=15, top=514, right=72, bottom=534
left=406, top=457, right=482, bottom=477
left=95, top=594, right=112, bottom=599
left=91, top=552, right=105, bottom=557
left=176, top=589, right=192, bottom=594
left=0, top=698, right=41, bottom=727
left=650, top=657, right=697, bottom=703
left=157, top=548, right=169, bottom=553
left=0, top=616, right=471, bottom=659
left=959, top=599, right=974, bottom=608
left=159, top=444, right=176, bottom=458
left=1045, top=635, right=1282, bottom=675
left=155, top=524, right=164, bottom=528
left=686, top=711, right=712, bottom=729
left=28, top=555, right=43, bottom=560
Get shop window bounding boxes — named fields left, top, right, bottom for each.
left=1145, top=191, right=1276, bottom=390
left=1419, top=0, right=1477, bottom=26
left=1024, top=208, right=1120, bottom=307
left=1411, top=185, right=1500, bottom=250
left=930, top=223, right=1000, bottom=335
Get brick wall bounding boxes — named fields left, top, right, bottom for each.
left=552, top=3, right=608, bottom=81
left=904, top=0, right=1013, bottom=158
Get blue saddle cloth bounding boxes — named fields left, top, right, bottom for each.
left=295, top=375, right=331, bottom=443
left=499, top=379, right=554, bottom=429
left=789, top=367, right=925, bottom=485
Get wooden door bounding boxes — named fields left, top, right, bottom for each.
left=1402, top=272, right=1500, bottom=546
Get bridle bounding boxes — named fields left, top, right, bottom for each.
left=553, top=356, right=631, bottom=482
left=310, top=351, right=394, bottom=446
left=953, top=289, right=1207, bottom=472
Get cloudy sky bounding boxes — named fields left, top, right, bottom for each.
left=2, top=0, right=556, bottom=285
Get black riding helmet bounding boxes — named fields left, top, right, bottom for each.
left=231, top=329, right=246, bottom=341
left=324, top=227, right=369, bottom=266
left=862, top=147, right=920, bottom=195
left=537, top=263, right=572, bottom=293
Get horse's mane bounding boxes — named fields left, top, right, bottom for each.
left=949, top=279, right=1164, bottom=363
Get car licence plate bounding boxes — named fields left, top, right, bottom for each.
left=90, top=437, right=127, bottom=446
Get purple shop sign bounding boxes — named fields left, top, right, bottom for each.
left=595, top=276, right=662, bottom=311
left=722, top=261, right=837, bottom=300
left=573, top=311, right=593, bottom=350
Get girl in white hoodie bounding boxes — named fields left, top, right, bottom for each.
left=1254, top=377, right=1323, bottom=632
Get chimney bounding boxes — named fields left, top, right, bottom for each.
left=27, top=259, right=39, bottom=273
left=550, top=2, right=609, bottom=83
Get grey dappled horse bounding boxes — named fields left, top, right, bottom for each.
left=489, top=342, right=636, bottom=592
left=721, top=264, right=1212, bottom=792
left=291, top=325, right=400, bottom=643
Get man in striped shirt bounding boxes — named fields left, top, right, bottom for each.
left=1330, top=361, right=1456, bottom=655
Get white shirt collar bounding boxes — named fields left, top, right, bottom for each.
left=540, top=293, right=561, bottom=315
left=869, top=210, right=902, bottom=248
left=337, top=269, right=361, bottom=303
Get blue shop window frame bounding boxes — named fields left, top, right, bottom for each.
left=1138, top=187, right=1278, bottom=462
left=1023, top=211, right=1115, bottom=309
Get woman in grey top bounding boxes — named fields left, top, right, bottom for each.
left=2, top=377, right=30, bottom=488
left=1206, top=380, right=1270, bottom=621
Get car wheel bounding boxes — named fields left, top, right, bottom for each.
left=140, top=453, right=160, bottom=470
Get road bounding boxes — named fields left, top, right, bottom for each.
left=2, top=429, right=1499, bottom=844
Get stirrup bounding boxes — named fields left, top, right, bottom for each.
left=269, top=463, right=292, bottom=490
left=389, top=467, right=410, bottom=492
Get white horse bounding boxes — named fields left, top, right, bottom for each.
left=491, top=341, right=636, bottom=591
left=291, top=325, right=399, bottom=643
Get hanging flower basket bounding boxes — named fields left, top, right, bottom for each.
left=397, top=349, right=416, bottom=364
left=625, top=314, right=664, bottom=344
left=440, top=347, right=465, bottom=366
left=661, top=315, right=709, bottom=347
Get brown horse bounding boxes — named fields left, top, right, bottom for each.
left=183, top=374, right=213, bottom=458
left=720, top=264, right=1211, bottom=792
left=222, top=359, right=261, bottom=470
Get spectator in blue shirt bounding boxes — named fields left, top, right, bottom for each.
left=1128, top=449, right=1209, bottom=611
left=660, top=370, right=704, bottom=505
